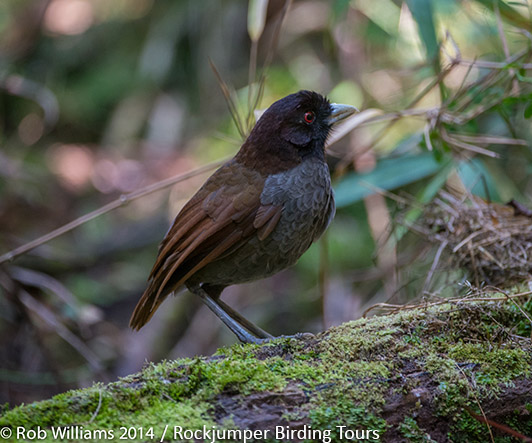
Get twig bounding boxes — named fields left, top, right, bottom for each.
left=89, top=389, right=103, bottom=423
left=498, top=288, right=532, bottom=339
left=19, top=289, right=104, bottom=372
left=0, top=159, right=225, bottom=265
left=452, top=230, right=487, bottom=254
left=441, top=129, right=499, bottom=158
left=208, top=59, right=247, bottom=139
left=260, top=0, right=293, bottom=78
left=423, top=124, right=434, bottom=151
left=421, top=240, right=448, bottom=296
left=455, top=58, right=532, bottom=70
left=247, top=38, right=260, bottom=132
left=362, top=289, right=532, bottom=317
left=452, top=134, right=527, bottom=146
left=494, top=0, right=519, bottom=95
left=444, top=46, right=530, bottom=70
left=464, top=405, right=532, bottom=443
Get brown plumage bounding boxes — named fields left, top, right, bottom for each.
left=130, top=90, right=357, bottom=343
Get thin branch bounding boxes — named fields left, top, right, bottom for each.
left=465, top=405, right=532, bottom=443
left=452, top=134, right=527, bottom=146
left=441, top=129, right=500, bottom=158
left=494, top=0, right=519, bottom=95
left=421, top=240, right=448, bottom=296
left=208, top=59, right=247, bottom=139
left=246, top=38, right=259, bottom=132
left=497, top=288, right=532, bottom=339
left=362, top=289, right=532, bottom=317
left=0, top=159, right=225, bottom=265
left=444, top=46, right=530, bottom=70
left=455, top=58, right=532, bottom=70
left=19, top=289, right=104, bottom=372
left=424, top=123, right=434, bottom=151
left=89, top=389, right=103, bottom=423
left=336, top=62, right=459, bottom=172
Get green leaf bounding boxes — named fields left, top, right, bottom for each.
left=470, top=0, right=532, bottom=29
left=394, top=160, right=454, bottom=240
left=525, top=102, right=532, bottom=119
left=457, top=159, right=501, bottom=202
left=516, top=72, right=532, bottom=84
left=334, top=153, right=444, bottom=208
left=248, top=0, right=269, bottom=42
left=332, top=0, right=351, bottom=19
left=405, top=0, right=439, bottom=62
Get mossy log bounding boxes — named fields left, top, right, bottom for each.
left=1, top=300, right=531, bottom=442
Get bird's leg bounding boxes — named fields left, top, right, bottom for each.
left=191, top=287, right=268, bottom=344
left=214, top=297, right=273, bottom=339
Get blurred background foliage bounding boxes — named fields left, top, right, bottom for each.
left=1, top=0, right=532, bottom=406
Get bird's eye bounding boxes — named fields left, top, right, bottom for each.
left=304, top=111, right=315, bottom=124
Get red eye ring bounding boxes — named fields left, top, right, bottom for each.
left=304, top=111, right=315, bottom=124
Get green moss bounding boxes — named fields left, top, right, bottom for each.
left=321, top=317, right=401, bottom=360
left=514, top=297, right=532, bottom=336
left=424, top=354, right=460, bottom=379
left=1, top=387, right=106, bottom=428
left=399, top=416, right=437, bottom=442
left=447, top=413, right=490, bottom=443
left=448, top=343, right=530, bottom=385
left=134, top=399, right=215, bottom=432
left=202, top=355, right=287, bottom=394
left=310, top=403, right=387, bottom=442
left=0, top=300, right=530, bottom=441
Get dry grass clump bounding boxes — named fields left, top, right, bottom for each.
left=418, top=191, right=532, bottom=288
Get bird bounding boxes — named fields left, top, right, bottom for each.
left=130, top=90, right=357, bottom=343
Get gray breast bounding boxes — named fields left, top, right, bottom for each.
left=192, top=158, right=335, bottom=287
left=261, top=158, right=335, bottom=253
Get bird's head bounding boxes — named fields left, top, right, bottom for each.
left=238, top=90, right=357, bottom=173
left=270, top=90, right=357, bottom=147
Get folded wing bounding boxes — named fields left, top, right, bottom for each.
left=129, top=160, right=282, bottom=329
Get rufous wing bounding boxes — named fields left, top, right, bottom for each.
left=129, top=160, right=283, bottom=330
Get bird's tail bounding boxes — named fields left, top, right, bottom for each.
left=129, top=283, right=169, bottom=330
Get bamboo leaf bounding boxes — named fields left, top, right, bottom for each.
left=405, top=0, right=439, bottom=62
left=472, top=0, right=532, bottom=30
left=524, top=102, right=532, bottom=119
left=248, top=0, right=269, bottom=42
left=457, top=159, right=501, bottom=202
left=394, top=160, right=454, bottom=240
left=334, top=153, right=443, bottom=208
